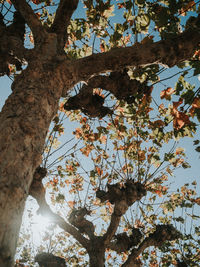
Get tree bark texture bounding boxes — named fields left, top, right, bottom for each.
left=0, top=60, right=66, bottom=266
left=1, top=7, right=200, bottom=266
left=88, top=239, right=105, bottom=267
left=89, top=251, right=105, bottom=267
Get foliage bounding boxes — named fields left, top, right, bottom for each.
left=1, top=0, right=200, bottom=266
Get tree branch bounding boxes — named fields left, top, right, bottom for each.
left=71, top=71, right=144, bottom=101
left=122, top=225, right=181, bottom=267
left=60, top=27, right=200, bottom=95
left=107, top=229, right=143, bottom=253
left=68, top=207, right=95, bottom=239
left=74, top=30, right=200, bottom=81
left=58, top=214, right=89, bottom=249
left=64, top=75, right=113, bottom=118
left=35, top=253, right=65, bottom=267
left=103, top=211, right=121, bottom=246
left=64, top=71, right=152, bottom=117
left=98, top=181, right=146, bottom=246
left=0, top=11, right=29, bottom=75
left=29, top=167, right=89, bottom=249
left=50, top=0, right=79, bottom=52
left=122, top=237, right=155, bottom=267
left=11, top=0, right=46, bottom=43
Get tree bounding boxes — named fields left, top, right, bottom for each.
left=1, top=0, right=200, bottom=266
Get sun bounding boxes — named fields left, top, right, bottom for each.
left=30, top=213, right=55, bottom=245
left=32, top=213, right=52, bottom=233
left=21, top=198, right=55, bottom=246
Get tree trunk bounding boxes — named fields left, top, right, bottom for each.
left=89, top=251, right=105, bottom=267
left=88, top=239, right=105, bottom=267
left=0, top=62, right=65, bottom=266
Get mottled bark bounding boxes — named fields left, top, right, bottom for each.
left=89, top=252, right=105, bottom=267
left=0, top=60, right=66, bottom=266
left=0, top=2, right=200, bottom=266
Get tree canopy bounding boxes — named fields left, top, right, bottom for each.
left=1, top=0, right=200, bottom=266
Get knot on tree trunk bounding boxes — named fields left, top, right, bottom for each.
left=63, top=69, right=152, bottom=118
left=130, top=227, right=143, bottom=246
left=112, top=228, right=143, bottom=252
left=33, top=166, right=47, bottom=181
left=176, top=259, right=188, bottom=267
left=97, top=180, right=146, bottom=216
left=64, top=93, right=112, bottom=118
left=150, top=224, right=181, bottom=246
left=109, top=70, right=152, bottom=104
left=35, top=252, right=65, bottom=267
left=96, top=180, right=146, bottom=206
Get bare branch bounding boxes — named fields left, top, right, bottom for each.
left=11, top=0, right=46, bottom=43
left=50, top=0, right=79, bottom=51
left=29, top=167, right=89, bottom=249
left=58, top=214, right=89, bottom=249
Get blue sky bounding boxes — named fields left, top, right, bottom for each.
left=0, top=0, right=200, bottom=218
left=1, top=1, right=200, bottom=263
left=1, top=0, right=200, bottom=210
